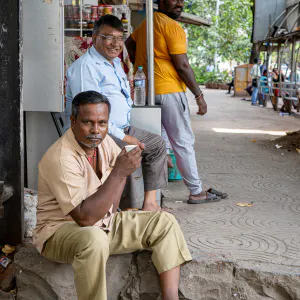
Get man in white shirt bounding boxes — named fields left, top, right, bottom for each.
left=250, top=58, right=261, bottom=106
left=64, top=15, right=167, bottom=211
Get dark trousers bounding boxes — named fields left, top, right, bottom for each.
left=227, top=80, right=234, bottom=93
left=111, top=125, right=167, bottom=209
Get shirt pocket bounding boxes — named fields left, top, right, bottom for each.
left=99, top=72, right=119, bottom=95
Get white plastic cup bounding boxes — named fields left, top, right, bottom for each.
left=125, top=145, right=137, bottom=153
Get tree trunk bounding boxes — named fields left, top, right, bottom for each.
left=250, top=43, right=261, bottom=64
left=249, top=1, right=260, bottom=64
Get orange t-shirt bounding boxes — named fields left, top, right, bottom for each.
left=131, top=12, right=187, bottom=95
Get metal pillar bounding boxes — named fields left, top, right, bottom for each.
left=264, top=44, right=271, bottom=107
left=274, top=44, right=281, bottom=111
left=290, top=37, right=297, bottom=82
left=0, top=0, right=24, bottom=244
left=288, top=37, right=297, bottom=114
left=146, top=0, right=155, bottom=106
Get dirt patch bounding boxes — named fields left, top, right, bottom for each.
left=272, top=130, right=300, bottom=152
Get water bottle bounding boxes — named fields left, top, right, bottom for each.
left=134, top=66, right=146, bottom=106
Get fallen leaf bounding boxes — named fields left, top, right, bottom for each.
left=2, top=245, right=15, bottom=255
left=251, top=140, right=257, bottom=143
left=286, top=131, right=296, bottom=136
left=296, top=148, right=300, bottom=154
left=237, top=203, right=253, bottom=207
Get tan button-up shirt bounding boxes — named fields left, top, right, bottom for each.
left=33, top=129, right=121, bottom=253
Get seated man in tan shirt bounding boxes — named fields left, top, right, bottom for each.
left=33, top=91, right=192, bottom=300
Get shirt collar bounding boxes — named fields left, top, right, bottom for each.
left=66, top=128, right=86, bottom=156
left=66, top=128, right=111, bottom=159
left=89, top=45, right=121, bottom=66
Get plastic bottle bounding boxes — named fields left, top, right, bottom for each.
left=134, top=66, right=146, bottom=106
left=121, top=13, right=129, bottom=36
left=121, top=12, right=127, bottom=21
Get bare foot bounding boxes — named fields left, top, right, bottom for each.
left=142, top=205, right=174, bottom=215
left=142, top=203, right=163, bottom=211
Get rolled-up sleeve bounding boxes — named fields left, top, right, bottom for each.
left=45, top=159, right=87, bottom=216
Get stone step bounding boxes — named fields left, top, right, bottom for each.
left=14, top=246, right=300, bottom=300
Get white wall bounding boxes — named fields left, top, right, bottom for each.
left=26, top=112, right=60, bottom=190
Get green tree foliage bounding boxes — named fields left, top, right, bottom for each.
left=185, top=0, right=253, bottom=67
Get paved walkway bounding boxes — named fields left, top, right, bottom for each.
left=164, top=88, right=300, bottom=270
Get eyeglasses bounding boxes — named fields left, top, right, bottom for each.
left=97, top=34, right=124, bottom=43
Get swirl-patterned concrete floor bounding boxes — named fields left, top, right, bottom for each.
left=163, top=88, right=300, bottom=269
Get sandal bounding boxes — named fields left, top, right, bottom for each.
left=207, top=188, right=228, bottom=199
left=187, top=192, right=221, bottom=204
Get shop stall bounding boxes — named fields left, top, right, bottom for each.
left=259, top=32, right=300, bottom=113
left=252, top=0, right=300, bottom=113
left=23, top=0, right=210, bottom=207
left=23, top=0, right=144, bottom=189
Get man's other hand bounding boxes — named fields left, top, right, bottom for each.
left=113, top=147, right=142, bottom=178
left=123, top=135, right=145, bottom=150
left=196, top=97, right=207, bottom=116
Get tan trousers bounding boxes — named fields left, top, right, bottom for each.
left=42, top=211, right=192, bottom=300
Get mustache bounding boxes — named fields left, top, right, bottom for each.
left=86, top=134, right=102, bottom=140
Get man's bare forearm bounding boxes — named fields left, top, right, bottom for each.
left=71, top=169, right=126, bottom=226
left=176, top=64, right=201, bottom=97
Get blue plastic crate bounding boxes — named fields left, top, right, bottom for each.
left=168, top=150, right=182, bottom=181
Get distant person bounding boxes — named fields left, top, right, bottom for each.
left=250, top=58, right=261, bottom=106
left=296, top=64, right=300, bottom=82
left=226, top=67, right=236, bottom=95
left=271, top=68, right=284, bottom=111
left=258, top=70, right=269, bottom=107
left=260, top=60, right=266, bottom=74
left=206, top=64, right=214, bottom=73
left=241, top=85, right=253, bottom=101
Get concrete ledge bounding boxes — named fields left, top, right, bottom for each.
left=15, top=246, right=300, bottom=300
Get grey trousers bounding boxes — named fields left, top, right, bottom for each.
left=111, top=125, right=168, bottom=209
left=155, top=92, right=202, bottom=195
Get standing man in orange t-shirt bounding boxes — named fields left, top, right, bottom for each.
left=126, top=0, right=222, bottom=204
